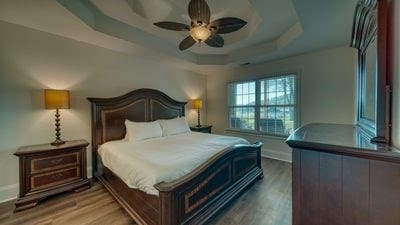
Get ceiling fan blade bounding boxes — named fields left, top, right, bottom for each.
left=154, top=21, right=190, bottom=31
left=188, top=0, right=211, bottom=24
left=205, top=34, right=224, bottom=48
left=210, top=17, right=247, bottom=34
left=179, top=36, right=197, bottom=50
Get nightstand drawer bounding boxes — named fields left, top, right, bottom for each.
left=15, top=140, right=90, bottom=212
left=30, top=167, right=80, bottom=191
left=31, top=152, right=79, bottom=173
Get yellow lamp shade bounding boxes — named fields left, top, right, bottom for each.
left=192, top=99, right=203, bottom=109
left=44, top=89, right=70, bottom=109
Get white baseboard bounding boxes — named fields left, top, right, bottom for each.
left=261, top=148, right=292, bottom=163
left=0, top=183, right=18, bottom=203
left=87, top=167, right=93, bottom=178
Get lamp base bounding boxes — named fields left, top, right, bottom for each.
left=51, top=109, right=66, bottom=146
left=51, top=139, right=66, bottom=146
left=197, top=108, right=201, bottom=128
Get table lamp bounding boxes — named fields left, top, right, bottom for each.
left=192, top=99, right=202, bottom=127
left=44, top=89, right=70, bottom=145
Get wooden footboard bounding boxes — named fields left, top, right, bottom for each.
left=88, top=89, right=263, bottom=225
left=155, top=142, right=263, bottom=225
left=95, top=142, right=262, bottom=225
left=96, top=168, right=160, bottom=225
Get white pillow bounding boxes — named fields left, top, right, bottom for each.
left=124, top=120, right=163, bottom=142
left=158, top=117, right=190, bottom=136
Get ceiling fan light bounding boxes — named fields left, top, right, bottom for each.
left=190, top=26, right=211, bottom=42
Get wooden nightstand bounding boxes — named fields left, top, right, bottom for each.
left=190, top=125, right=212, bottom=133
left=14, top=140, right=90, bottom=212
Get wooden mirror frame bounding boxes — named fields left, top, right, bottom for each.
left=351, top=0, right=391, bottom=143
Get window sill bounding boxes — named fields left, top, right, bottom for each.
left=224, top=128, right=289, bottom=140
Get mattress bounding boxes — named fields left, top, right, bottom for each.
left=98, top=131, right=249, bottom=195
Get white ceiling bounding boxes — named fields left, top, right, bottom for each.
left=0, top=0, right=358, bottom=71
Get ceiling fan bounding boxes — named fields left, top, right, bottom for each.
left=154, top=0, right=247, bottom=51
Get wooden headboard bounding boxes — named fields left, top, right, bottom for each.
left=87, top=88, right=186, bottom=172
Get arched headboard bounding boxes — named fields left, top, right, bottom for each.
left=87, top=88, right=187, bottom=173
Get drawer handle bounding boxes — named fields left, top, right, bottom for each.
left=50, top=158, right=63, bottom=164
left=50, top=173, right=63, bottom=180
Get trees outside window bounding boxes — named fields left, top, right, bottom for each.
left=228, top=74, right=297, bottom=136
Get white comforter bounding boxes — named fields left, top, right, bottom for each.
left=98, top=132, right=249, bottom=195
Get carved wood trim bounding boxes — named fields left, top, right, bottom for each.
left=30, top=167, right=80, bottom=191
left=100, top=167, right=159, bottom=225
left=88, top=88, right=187, bottom=173
left=88, top=89, right=264, bottom=225
left=154, top=143, right=263, bottom=192
left=184, top=163, right=231, bottom=214
left=233, top=154, right=257, bottom=179
left=351, top=0, right=377, bottom=52
left=30, top=152, right=79, bottom=174
left=350, top=0, right=391, bottom=143
left=100, top=99, right=147, bottom=143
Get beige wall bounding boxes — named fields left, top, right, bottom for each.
left=391, top=0, right=400, bottom=148
left=0, top=21, right=207, bottom=201
left=206, top=46, right=357, bottom=161
left=0, top=21, right=364, bottom=202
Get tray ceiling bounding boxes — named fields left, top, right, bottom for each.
left=0, top=0, right=358, bottom=69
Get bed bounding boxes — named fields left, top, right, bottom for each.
left=88, top=88, right=263, bottom=225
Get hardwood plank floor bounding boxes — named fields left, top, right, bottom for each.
left=0, top=158, right=291, bottom=225
left=209, top=158, right=292, bottom=225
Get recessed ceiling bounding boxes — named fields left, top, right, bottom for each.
left=92, top=0, right=271, bottom=54
left=0, top=0, right=358, bottom=70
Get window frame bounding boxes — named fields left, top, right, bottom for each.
left=227, top=74, right=299, bottom=137
left=227, top=80, right=257, bottom=131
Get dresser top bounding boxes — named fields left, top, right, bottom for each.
left=15, top=140, right=89, bottom=156
left=286, top=123, right=400, bottom=161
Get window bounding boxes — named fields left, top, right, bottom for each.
left=228, top=81, right=256, bottom=130
left=228, top=75, right=297, bottom=136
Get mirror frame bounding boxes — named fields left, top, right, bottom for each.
left=359, top=37, right=377, bottom=133
left=350, top=0, right=391, bottom=143
left=351, top=0, right=391, bottom=143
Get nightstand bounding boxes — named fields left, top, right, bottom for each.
left=190, top=125, right=212, bottom=133
left=14, top=140, right=90, bottom=212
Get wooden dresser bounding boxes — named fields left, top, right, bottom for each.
left=286, top=123, right=400, bottom=225
left=14, top=140, right=90, bottom=212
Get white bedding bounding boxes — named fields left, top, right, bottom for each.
left=98, top=132, right=249, bottom=195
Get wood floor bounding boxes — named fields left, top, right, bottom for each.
left=0, top=158, right=291, bottom=225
